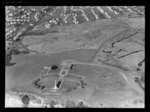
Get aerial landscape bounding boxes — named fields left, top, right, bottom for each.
left=5, top=6, right=145, bottom=108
